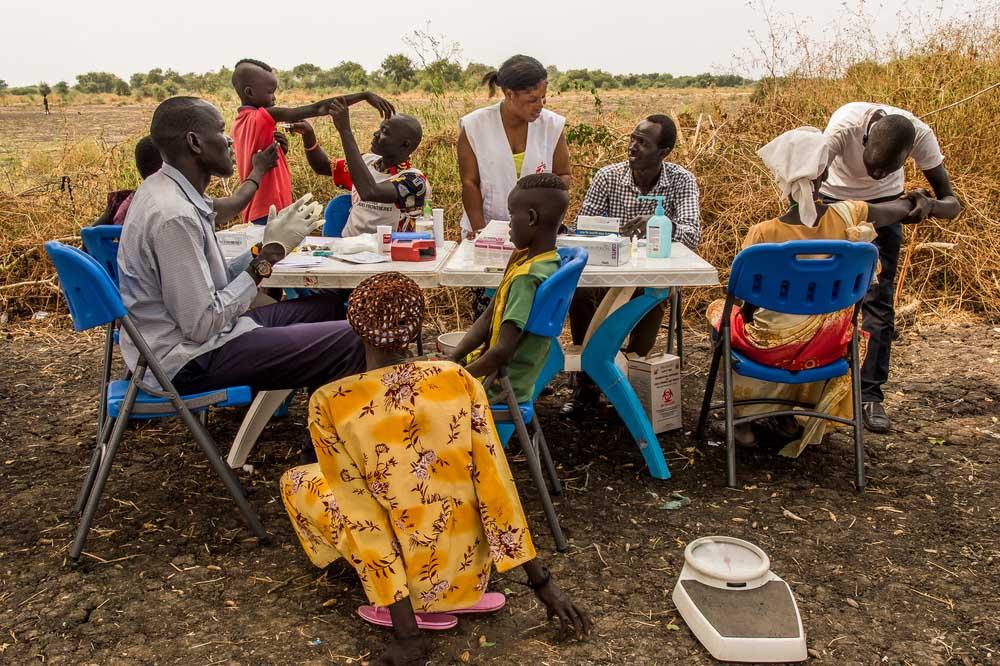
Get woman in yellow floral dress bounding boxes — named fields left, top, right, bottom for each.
left=281, top=272, right=591, bottom=666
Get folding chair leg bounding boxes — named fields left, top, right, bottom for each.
left=696, top=342, right=723, bottom=442
left=122, top=317, right=268, bottom=543
left=79, top=323, right=115, bottom=517
left=850, top=328, right=866, bottom=492
left=70, top=369, right=142, bottom=561
left=505, top=393, right=567, bottom=552
left=722, top=331, right=737, bottom=489
left=73, top=416, right=114, bottom=515
left=183, top=408, right=269, bottom=542
left=533, top=421, right=562, bottom=496
left=96, top=323, right=114, bottom=435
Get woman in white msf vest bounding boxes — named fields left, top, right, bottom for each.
left=457, top=54, right=572, bottom=315
left=458, top=55, right=571, bottom=238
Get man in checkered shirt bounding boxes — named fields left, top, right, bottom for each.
left=562, top=114, right=701, bottom=416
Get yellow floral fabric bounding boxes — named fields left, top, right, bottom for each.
left=280, top=360, right=537, bottom=611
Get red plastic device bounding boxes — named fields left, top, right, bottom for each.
left=390, top=239, right=437, bottom=262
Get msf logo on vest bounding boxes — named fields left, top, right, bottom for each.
left=535, top=162, right=547, bottom=174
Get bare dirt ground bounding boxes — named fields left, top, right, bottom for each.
left=1, top=320, right=998, bottom=665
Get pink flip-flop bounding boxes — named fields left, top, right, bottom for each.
left=357, top=605, right=457, bottom=631
left=450, top=591, right=506, bottom=615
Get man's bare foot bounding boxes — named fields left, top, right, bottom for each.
left=364, top=634, right=430, bottom=666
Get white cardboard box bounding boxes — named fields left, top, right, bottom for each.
left=626, top=352, right=682, bottom=434
left=216, top=223, right=265, bottom=258
left=556, top=233, right=631, bottom=266
left=575, top=215, right=622, bottom=237
left=473, top=220, right=515, bottom=268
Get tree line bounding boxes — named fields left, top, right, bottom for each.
left=2, top=56, right=751, bottom=101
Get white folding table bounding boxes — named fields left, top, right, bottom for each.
left=439, top=241, right=719, bottom=480
left=223, top=241, right=457, bottom=468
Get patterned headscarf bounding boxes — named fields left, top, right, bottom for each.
left=348, top=272, right=425, bottom=351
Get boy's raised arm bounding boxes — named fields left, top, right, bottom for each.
left=267, top=92, right=395, bottom=123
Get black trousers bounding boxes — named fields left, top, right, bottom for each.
left=822, top=192, right=904, bottom=403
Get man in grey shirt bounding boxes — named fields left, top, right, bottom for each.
left=118, top=96, right=364, bottom=398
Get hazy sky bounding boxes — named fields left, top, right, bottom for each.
left=1, top=0, right=982, bottom=86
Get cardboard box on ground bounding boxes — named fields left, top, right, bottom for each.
left=626, top=353, right=682, bottom=433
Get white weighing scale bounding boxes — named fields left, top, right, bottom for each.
left=672, top=536, right=807, bottom=663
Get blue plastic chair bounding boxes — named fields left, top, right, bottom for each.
left=323, top=194, right=352, bottom=238
left=486, top=247, right=588, bottom=552
left=80, top=225, right=123, bottom=287
left=44, top=241, right=266, bottom=562
left=695, top=240, right=878, bottom=490
left=80, top=225, right=124, bottom=461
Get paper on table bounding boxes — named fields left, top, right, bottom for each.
left=299, top=234, right=378, bottom=254
left=332, top=251, right=390, bottom=264
left=275, top=254, right=330, bottom=269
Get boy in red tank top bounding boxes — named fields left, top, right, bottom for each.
left=230, top=58, right=395, bottom=224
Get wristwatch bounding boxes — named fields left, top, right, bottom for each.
left=252, top=258, right=272, bottom=279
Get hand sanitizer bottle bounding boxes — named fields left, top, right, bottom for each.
left=638, top=195, right=672, bottom=258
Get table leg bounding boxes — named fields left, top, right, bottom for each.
left=581, top=287, right=672, bottom=480
left=226, top=389, right=293, bottom=468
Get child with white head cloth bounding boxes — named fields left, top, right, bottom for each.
left=701, top=126, right=921, bottom=454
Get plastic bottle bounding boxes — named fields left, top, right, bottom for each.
left=638, top=195, right=672, bottom=258
left=415, top=199, right=435, bottom=236
left=432, top=208, right=445, bottom=247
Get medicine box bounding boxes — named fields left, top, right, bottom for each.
left=216, top=223, right=265, bottom=257
left=626, top=353, right=682, bottom=434
left=556, top=234, right=631, bottom=267
left=473, top=220, right=516, bottom=268
left=575, top=215, right=622, bottom=237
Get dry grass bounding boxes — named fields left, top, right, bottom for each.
left=2, top=10, right=999, bottom=324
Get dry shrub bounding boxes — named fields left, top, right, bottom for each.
left=2, top=7, right=999, bottom=326
left=694, top=4, right=1000, bottom=320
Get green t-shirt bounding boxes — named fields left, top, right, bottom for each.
left=493, top=257, right=560, bottom=403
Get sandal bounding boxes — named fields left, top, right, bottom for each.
left=450, top=592, right=506, bottom=615
left=356, top=605, right=457, bottom=631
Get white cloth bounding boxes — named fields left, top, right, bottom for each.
left=757, top=126, right=829, bottom=227
left=342, top=153, right=429, bottom=237
left=459, top=103, right=565, bottom=233
left=821, top=102, right=944, bottom=201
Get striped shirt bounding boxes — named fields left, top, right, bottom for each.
left=117, top=164, right=259, bottom=383
left=579, top=161, right=702, bottom=250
